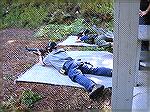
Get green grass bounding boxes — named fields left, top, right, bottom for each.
left=79, top=46, right=113, bottom=52
left=33, top=18, right=86, bottom=39
left=1, top=1, right=113, bottom=30
left=20, top=90, right=42, bottom=108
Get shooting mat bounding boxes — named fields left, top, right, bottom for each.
left=57, top=36, right=98, bottom=47
left=16, top=51, right=113, bottom=88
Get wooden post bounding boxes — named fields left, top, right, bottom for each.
left=112, top=0, right=140, bottom=111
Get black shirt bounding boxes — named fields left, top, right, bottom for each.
left=140, top=0, right=150, bottom=25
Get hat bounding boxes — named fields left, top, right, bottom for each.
left=47, top=42, right=57, bottom=49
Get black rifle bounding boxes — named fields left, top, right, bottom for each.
left=23, top=47, right=47, bottom=56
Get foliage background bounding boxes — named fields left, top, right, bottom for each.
left=0, top=0, right=114, bottom=30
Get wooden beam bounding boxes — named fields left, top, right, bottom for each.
left=112, top=0, right=140, bottom=111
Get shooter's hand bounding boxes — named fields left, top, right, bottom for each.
left=36, top=49, right=42, bottom=56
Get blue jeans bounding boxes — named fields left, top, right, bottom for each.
left=63, top=60, right=112, bottom=92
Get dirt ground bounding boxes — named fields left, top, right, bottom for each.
left=1, top=28, right=111, bottom=111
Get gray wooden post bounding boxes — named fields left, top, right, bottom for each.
left=112, top=0, right=140, bottom=111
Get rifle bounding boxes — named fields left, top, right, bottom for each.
left=22, top=47, right=47, bottom=56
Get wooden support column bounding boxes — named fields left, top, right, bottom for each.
left=112, top=0, right=140, bottom=111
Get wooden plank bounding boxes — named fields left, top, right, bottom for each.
left=112, top=0, right=140, bottom=111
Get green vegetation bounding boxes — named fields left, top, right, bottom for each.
left=1, top=90, right=42, bottom=112
left=0, top=0, right=113, bottom=29
left=33, top=18, right=91, bottom=41
left=1, top=2, right=48, bottom=29
left=79, top=46, right=113, bottom=53
left=0, top=0, right=114, bottom=53
left=1, top=0, right=114, bottom=50
left=20, top=90, right=42, bottom=108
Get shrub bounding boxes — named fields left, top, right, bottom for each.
left=19, top=4, right=47, bottom=28
left=33, top=18, right=86, bottom=41
left=20, top=90, right=42, bottom=108
left=1, top=1, right=113, bottom=30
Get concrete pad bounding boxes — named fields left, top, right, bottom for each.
left=16, top=51, right=113, bottom=88
left=58, top=36, right=98, bottom=47
left=132, top=71, right=150, bottom=111
left=132, top=86, right=148, bottom=111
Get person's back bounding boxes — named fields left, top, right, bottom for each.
left=43, top=48, right=73, bottom=71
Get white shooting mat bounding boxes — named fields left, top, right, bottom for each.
left=57, top=36, right=98, bottom=47
left=16, top=51, right=113, bottom=88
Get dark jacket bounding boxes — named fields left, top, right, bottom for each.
left=140, top=0, right=150, bottom=25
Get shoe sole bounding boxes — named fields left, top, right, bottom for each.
left=89, top=85, right=104, bottom=100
